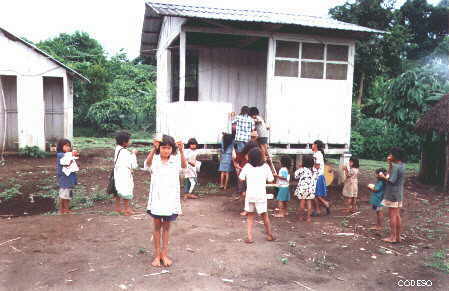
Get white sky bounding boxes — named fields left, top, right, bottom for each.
left=0, top=0, right=442, bottom=59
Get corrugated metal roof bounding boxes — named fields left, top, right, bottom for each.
left=146, top=1, right=384, bottom=34
left=0, top=27, right=89, bottom=82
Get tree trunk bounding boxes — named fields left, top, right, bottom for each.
left=356, top=72, right=365, bottom=106
left=445, top=134, right=449, bottom=192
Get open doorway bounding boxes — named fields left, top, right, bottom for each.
left=43, top=77, right=64, bottom=145
left=0, top=75, right=19, bottom=151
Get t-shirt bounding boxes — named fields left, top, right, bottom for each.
left=254, top=116, right=268, bottom=138
left=239, top=163, right=274, bottom=203
left=277, top=167, right=290, bottom=188
left=183, top=148, right=200, bottom=178
left=145, top=154, right=182, bottom=216
left=313, top=151, right=325, bottom=175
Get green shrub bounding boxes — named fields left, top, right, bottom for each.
left=0, top=184, right=22, bottom=202
left=87, top=97, right=136, bottom=133
left=19, top=146, right=50, bottom=158
left=351, top=118, right=421, bottom=162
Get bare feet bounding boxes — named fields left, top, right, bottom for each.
left=124, top=209, right=136, bottom=216
left=369, top=226, right=383, bottom=230
left=274, top=213, right=285, bottom=218
left=151, top=256, right=162, bottom=267
left=161, top=255, right=173, bottom=267
left=306, top=217, right=312, bottom=223
left=382, top=237, right=398, bottom=243
left=266, top=235, right=276, bottom=242
left=244, top=238, right=254, bottom=244
left=187, top=194, right=199, bottom=199
left=240, top=211, right=247, bottom=216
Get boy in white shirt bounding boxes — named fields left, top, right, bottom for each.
left=239, top=148, right=275, bottom=243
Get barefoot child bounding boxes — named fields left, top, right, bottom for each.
left=145, top=135, right=187, bottom=267
left=378, top=147, right=406, bottom=244
left=114, top=132, right=138, bottom=215
left=239, top=148, right=275, bottom=243
left=219, top=133, right=234, bottom=190
left=312, top=140, right=331, bottom=216
left=56, top=139, right=78, bottom=214
left=342, top=157, right=360, bottom=213
left=183, top=138, right=201, bottom=199
left=368, top=168, right=386, bottom=230
left=274, top=156, right=291, bottom=218
left=294, top=155, right=316, bottom=222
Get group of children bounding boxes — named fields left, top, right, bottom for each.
left=54, top=119, right=406, bottom=267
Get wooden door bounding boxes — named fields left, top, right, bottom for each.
left=43, top=77, right=64, bottom=143
left=0, top=76, right=19, bottom=151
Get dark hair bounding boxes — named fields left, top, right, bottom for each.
left=156, top=134, right=177, bottom=155
left=313, top=140, right=326, bottom=162
left=350, top=157, right=360, bottom=168
left=241, top=141, right=259, bottom=156
left=186, top=138, right=198, bottom=148
left=390, top=147, right=406, bottom=162
left=248, top=148, right=264, bottom=167
left=116, top=131, right=131, bottom=146
left=222, top=133, right=234, bottom=151
left=375, top=168, right=387, bottom=175
left=302, top=155, right=314, bottom=169
left=249, top=107, right=259, bottom=116
left=280, top=156, right=291, bottom=169
left=57, top=139, right=72, bottom=153
left=240, top=106, right=250, bottom=115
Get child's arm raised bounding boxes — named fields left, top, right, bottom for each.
left=177, top=141, right=187, bottom=169
left=145, top=140, right=160, bottom=168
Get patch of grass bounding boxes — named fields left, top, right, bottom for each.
left=327, top=158, right=419, bottom=172
left=19, top=146, right=51, bottom=158
left=0, top=184, right=22, bottom=202
left=312, top=251, right=338, bottom=271
left=74, top=131, right=154, bottom=151
left=70, top=185, right=112, bottom=210
left=426, top=249, right=449, bottom=274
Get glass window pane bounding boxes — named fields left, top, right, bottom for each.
left=327, top=45, right=349, bottom=62
left=275, top=60, right=299, bottom=77
left=326, top=64, right=348, bottom=80
left=302, top=43, right=324, bottom=60
left=301, top=62, right=323, bottom=79
left=275, top=41, right=299, bottom=58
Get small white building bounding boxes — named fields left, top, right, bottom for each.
left=0, top=27, right=88, bottom=152
left=140, top=2, right=382, bottom=157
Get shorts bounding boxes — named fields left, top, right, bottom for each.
left=315, top=175, right=327, bottom=197
left=381, top=199, right=403, bottom=208
left=147, top=210, right=178, bottom=222
left=372, top=205, right=383, bottom=211
left=234, top=141, right=246, bottom=153
left=59, top=188, right=73, bottom=200
left=257, top=137, right=268, bottom=145
left=244, top=200, right=267, bottom=214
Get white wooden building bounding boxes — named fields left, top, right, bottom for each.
left=0, top=27, right=88, bottom=152
left=140, top=2, right=383, bottom=156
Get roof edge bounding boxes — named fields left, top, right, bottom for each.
left=0, top=27, right=90, bottom=82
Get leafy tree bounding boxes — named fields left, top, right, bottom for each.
left=87, top=97, right=136, bottom=133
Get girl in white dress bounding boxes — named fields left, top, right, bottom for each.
left=145, top=135, right=187, bottom=267
left=183, top=138, right=201, bottom=199
left=114, top=132, right=138, bottom=216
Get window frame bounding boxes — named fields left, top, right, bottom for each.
left=273, top=38, right=351, bottom=80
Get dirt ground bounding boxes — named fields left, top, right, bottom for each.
left=0, top=149, right=448, bottom=291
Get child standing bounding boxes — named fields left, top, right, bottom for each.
left=294, top=155, right=316, bottom=222
left=183, top=138, right=201, bottom=199
left=56, top=139, right=78, bottom=214
left=274, top=156, right=291, bottom=218
left=249, top=107, right=269, bottom=161
left=239, top=148, right=275, bottom=243
left=145, top=135, right=187, bottom=267
left=342, top=157, right=360, bottom=213
left=114, top=132, right=138, bottom=215
left=219, top=133, right=234, bottom=190
left=312, top=140, right=331, bottom=216
left=368, top=168, right=386, bottom=230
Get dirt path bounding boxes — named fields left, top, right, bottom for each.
left=0, top=150, right=448, bottom=290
